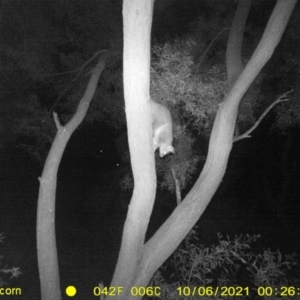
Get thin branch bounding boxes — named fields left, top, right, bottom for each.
left=49, top=49, right=108, bottom=113
left=47, top=49, right=108, bottom=77
left=53, top=112, right=62, bottom=130
left=234, top=90, right=293, bottom=142
left=196, top=28, right=230, bottom=69
left=171, top=168, right=181, bottom=205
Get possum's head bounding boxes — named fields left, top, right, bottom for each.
left=159, top=144, right=175, bottom=157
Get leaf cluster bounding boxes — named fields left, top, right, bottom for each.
left=151, top=39, right=227, bottom=137
left=247, top=250, right=298, bottom=287
left=151, top=230, right=299, bottom=300
left=0, top=234, right=22, bottom=287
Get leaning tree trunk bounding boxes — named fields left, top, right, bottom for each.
left=36, top=52, right=115, bottom=300
left=226, top=0, right=251, bottom=136
left=226, top=0, right=251, bottom=89
left=110, top=1, right=296, bottom=299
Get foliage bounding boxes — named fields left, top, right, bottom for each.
left=247, top=250, right=298, bottom=287
left=264, top=6, right=300, bottom=132
left=0, top=234, right=21, bottom=287
left=273, top=98, right=300, bottom=131
left=151, top=229, right=299, bottom=300
left=156, top=134, right=203, bottom=192
left=191, top=1, right=299, bottom=136
left=151, top=38, right=227, bottom=137
left=150, top=38, right=227, bottom=191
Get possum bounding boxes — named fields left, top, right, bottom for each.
left=150, top=99, right=175, bottom=157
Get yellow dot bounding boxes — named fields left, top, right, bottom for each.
left=66, top=286, right=77, bottom=297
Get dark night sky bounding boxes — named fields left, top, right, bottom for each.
left=0, top=0, right=300, bottom=299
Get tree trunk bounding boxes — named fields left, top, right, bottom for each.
left=37, top=53, right=111, bottom=300
left=226, top=0, right=251, bottom=89
left=110, top=0, right=156, bottom=294
left=226, top=0, right=251, bottom=136
left=111, top=1, right=296, bottom=299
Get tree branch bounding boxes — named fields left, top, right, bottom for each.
left=49, top=49, right=120, bottom=113
left=171, top=168, right=181, bottom=205
left=197, top=28, right=230, bottom=69
left=234, top=90, right=292, bottom=142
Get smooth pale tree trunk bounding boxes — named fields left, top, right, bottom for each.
left=36, top=51, right=116, bottom=300
left=227, top=0, right=251, bottom=136
left=226, top=0, right=251, bottom=89
left=111, top=1, right=296, bottom=299
left=110, top=0, right=156, bottom=294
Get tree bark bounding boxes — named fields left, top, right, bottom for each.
left=110, top=0, right=155, bottom=294
left=227, top=0, right=251, bottom=136
left=226, top=0, right=251, bottom=89
left=37, top=52, right=112, bottom=300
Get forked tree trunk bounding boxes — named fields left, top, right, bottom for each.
left=111, top=1, right=296, bottom=299
left=36, top=52, right=113, bottom=300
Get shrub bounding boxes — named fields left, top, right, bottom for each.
left=151, top=229, right=299, bottom=300
left=0, top=233, right=21, bottom=287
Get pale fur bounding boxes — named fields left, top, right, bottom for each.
left=150, top=99, right=175, bottom=157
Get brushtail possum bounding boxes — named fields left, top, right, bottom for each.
left=151, top=99, right=175, bottom=157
